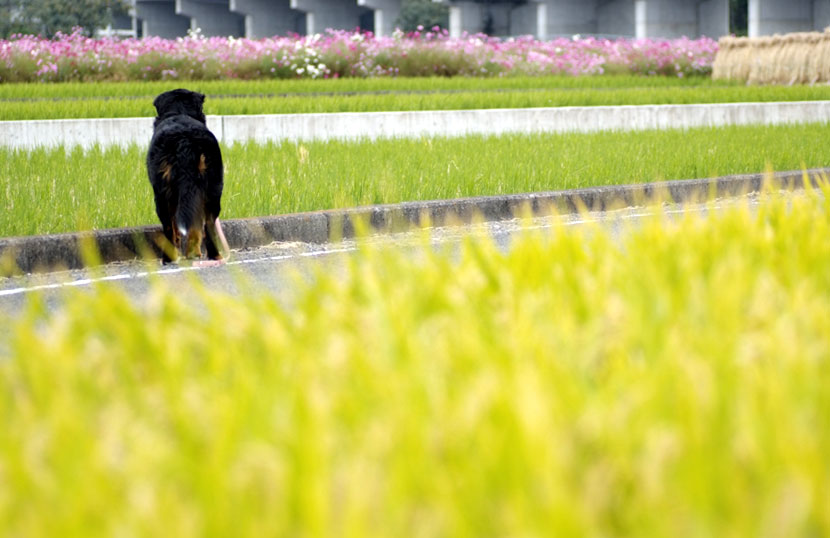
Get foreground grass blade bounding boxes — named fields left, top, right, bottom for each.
left=1, top=188, right=829, bottom=536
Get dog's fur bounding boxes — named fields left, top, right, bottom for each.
left=147, top=89, right=225, bottom=262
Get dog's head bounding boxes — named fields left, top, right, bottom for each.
left=152, top=89, right=207, bottom=125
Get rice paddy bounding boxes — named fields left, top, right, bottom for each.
left=3, top=78, right=830, bottom=120
left=1, top=185, right=829, bottom=536
left=0, top=74, right=727, bottom=100
left=2, top=122, right=829, bottom=238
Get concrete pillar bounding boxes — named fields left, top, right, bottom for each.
left=640, top=0, right=696, bottom=37
left=135, top=0, right=190, bottom=38
left=537, top=0, right=635, bottom=39
left=636, top=0, right=727, bottom=39
left=175, top=0, right=244, bottom=36
left=551, top=0, right=730, bottom=40
left=598, top=0, right=636, bottom=37
left=511, top=1, right=546, bottom=38
left=545, top=0, right=599, bottom=36
left=634, top=0, right=647, bottom=37
left=229, top=0, right=303, bottom=38
left=446, top=1, right=483, bottom=37
left=638, top=0, right=728, bottom=38
left=436, top=0, right=531, bottom=37
left=357, top=0, right=401, bottom=36
left=816, top=0, right=830, bottom=30
left=484, top=3, right=513, bottom=35
left=435, top=0, right=727, bottom=40
left=698, top=0, right=729, bottom=37
left=749, top=0, right=812, bottom=36
left=290, top=0, right=367, bottom=34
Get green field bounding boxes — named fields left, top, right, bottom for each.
left=3, top=76, right=830, bottom=120
left=2, top=188, right=829, bottom=536
left=0, top=75, right=727, bottom=99
left=2, top=122, right=829, bottom=238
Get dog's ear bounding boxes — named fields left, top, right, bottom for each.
left=194, top=91, right=206, bottom=111
left=152, top=92, right=173, bottom=116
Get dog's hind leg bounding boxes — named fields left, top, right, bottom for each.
left=205, top=216, right=229, bottom=260
left=174, top=174, right=206, bottom=260
left=154, top=192, right=179, bottom=264
left=181, top=224, right=204, bottom=260
left=200, top=149, right=226, bottom=260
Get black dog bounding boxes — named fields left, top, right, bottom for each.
left=147, top=88, right=226, bottom=263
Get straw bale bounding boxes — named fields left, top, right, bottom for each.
left=818, top=31, right=830, bottom=82
left=804, top=32, right=822, bottom=84
left=711, top=36, right=733, bottom=79
left=713, top=30, right=830, bottom=84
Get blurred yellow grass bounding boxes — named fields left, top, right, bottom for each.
left=714, top=29, right=830, bottom=84
left=1, top=185, right=830, bottom=536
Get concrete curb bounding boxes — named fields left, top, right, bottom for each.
left=3, top=101, right=830, bottom=149
left=1, top=168, right=826, bottom=275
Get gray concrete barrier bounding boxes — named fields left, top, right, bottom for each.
left=3, top=101, right=830, bottom=150
left=1, top=168, right=826, bottom=274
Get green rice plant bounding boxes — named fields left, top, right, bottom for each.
left=0, top=74, right=730, bottom=100
left=3, top=122, right=830, bottom=238
left=1, top=187, right=829, bottom=536
left=3, top=83, right=830, bottom=121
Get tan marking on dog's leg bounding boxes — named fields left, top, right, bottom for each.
left=185, top=227, right=204, bottom=259
left=171, top=217, right=180, bottom=248
left=183, top=207, right=206, bottom=260
left=205, top=217, right=229, bottom=260
left=164, top=217, right=180, bottom=262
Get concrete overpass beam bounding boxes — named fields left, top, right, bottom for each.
left=175, top=0, right=244, bottom=36
left=229, top=0, right=303, bottom=38
left=357, top=0, right=402, bottom=36
left=135, top=0, right=190, bottom=38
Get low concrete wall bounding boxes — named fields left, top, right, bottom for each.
left=1, top=116, right=221, bottom=151
left=2, top=101, right=830, bottom=150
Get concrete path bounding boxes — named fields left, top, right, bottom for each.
left=0, top=193, right=777, bottom=318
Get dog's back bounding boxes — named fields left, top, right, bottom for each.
left=147, top=89, right=224, bottom=261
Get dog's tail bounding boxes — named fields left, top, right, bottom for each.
left=173, top=141, right=208, bottom=259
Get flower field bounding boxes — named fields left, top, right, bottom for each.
left=0, top=28, right=718, bottom=83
